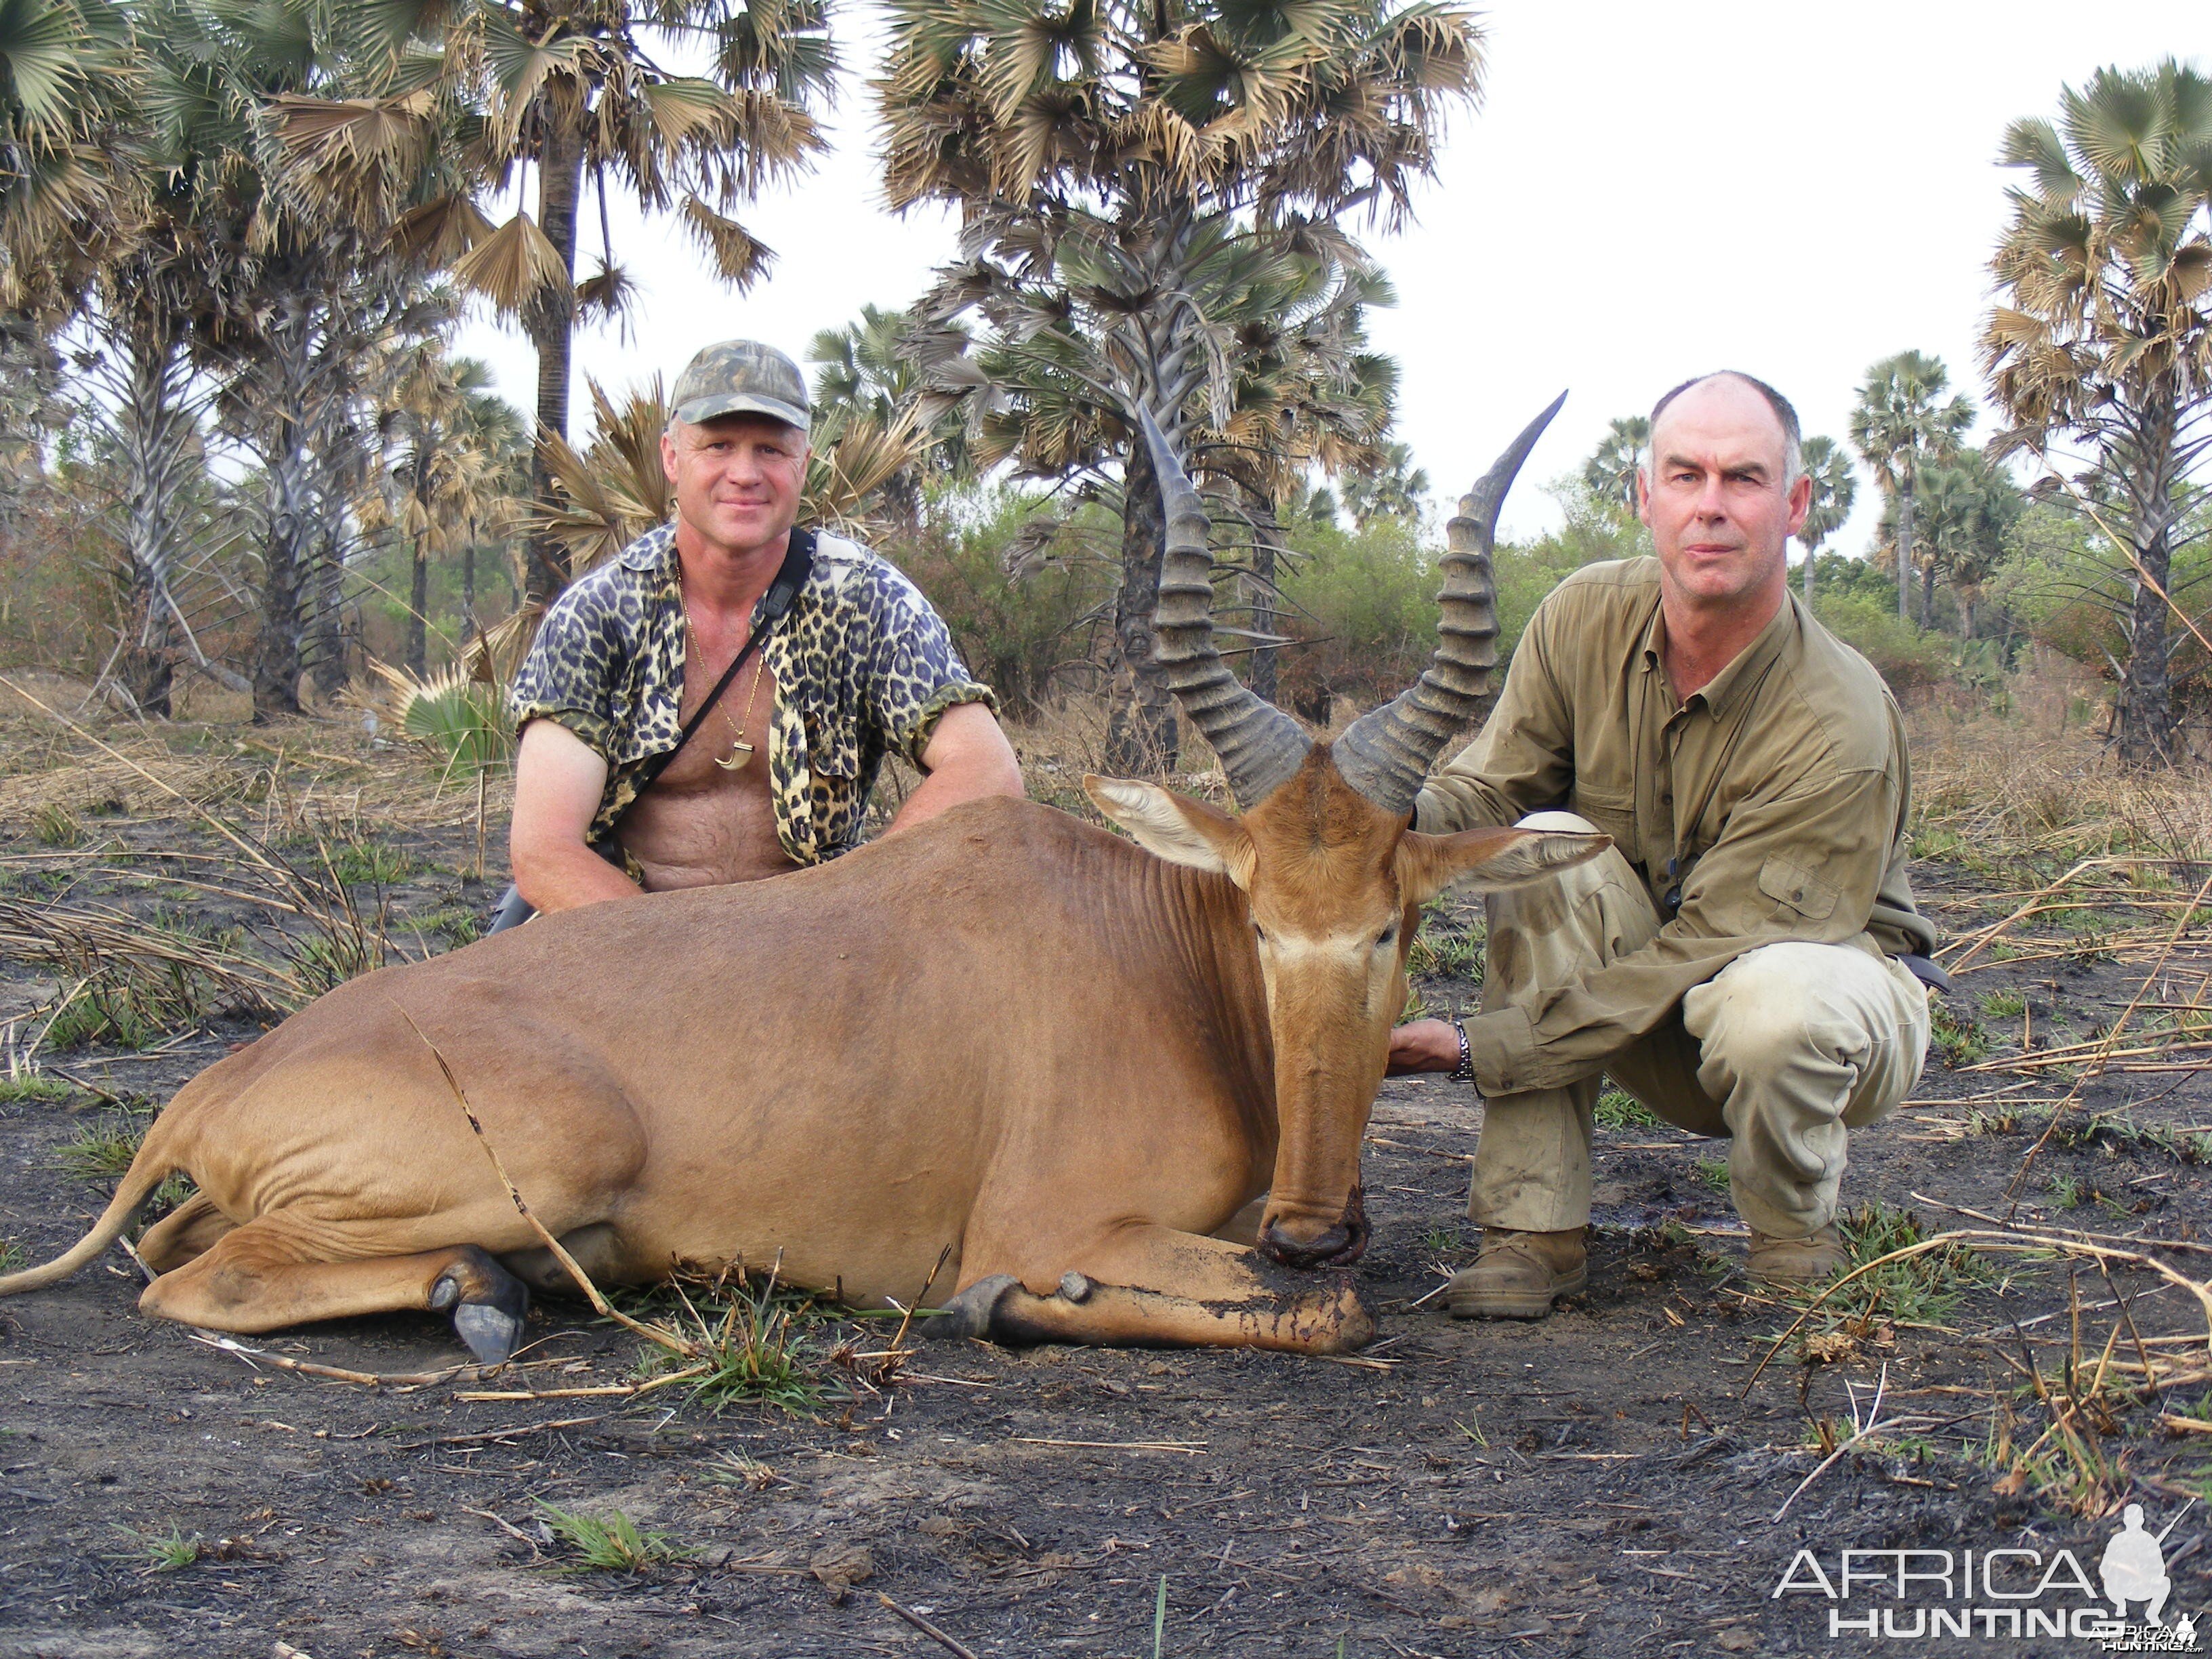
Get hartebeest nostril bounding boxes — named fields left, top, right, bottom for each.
left=1258, top=1189, right=1370, bottom=1269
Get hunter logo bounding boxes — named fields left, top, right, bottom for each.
left=1770, top=1500, right=2198, bottom=1646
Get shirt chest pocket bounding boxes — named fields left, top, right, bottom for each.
left=1571, top=783, right=1639, bottom=866
left=800, top=699, right=861, bottom=784
left=1759, top=853, right=1839, bottom=923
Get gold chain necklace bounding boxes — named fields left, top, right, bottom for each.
left=685, top=611, right=769, bottom=773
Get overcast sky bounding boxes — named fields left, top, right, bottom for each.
left=457, top=1, right=2206, bottom=555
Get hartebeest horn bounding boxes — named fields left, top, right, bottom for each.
left=1332, top=393, right=1568, bottom=817
left=1139, top=407, right=1312, bottom=807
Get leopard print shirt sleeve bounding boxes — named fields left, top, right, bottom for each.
left=768, top=534, right=996, bottom=865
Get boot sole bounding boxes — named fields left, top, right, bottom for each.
left=1447, top=1267, right=1587, bottom=1320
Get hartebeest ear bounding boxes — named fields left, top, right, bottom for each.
left=1395, top=827, right=1611, bottom=907
left=1084, top=775, right=1256, bottom=886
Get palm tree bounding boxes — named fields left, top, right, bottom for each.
left=913, top=216, right=1402, bottom=762
left=367, top=344, right=520, bottom=674
left=0, top=0, right=131, bottom=315
left=1984, top=58, right=2212, bottom=766
left=1849, top=351, right=1973, bottom=625
left=1795, top=435, right=1856, bottom=602
left=880, top=0, right=1485, bottom=766
left=807, top=302, right=970, bottom=525
left=1342, top=441, right=1430, bottom=529
left=270, top=0, right=838, bottom=606
left=1582, top=415, right=1648, bottom=515
left=35, top=0, right=251, bottom=716
left=1912, top=447, right=2023, bottom=638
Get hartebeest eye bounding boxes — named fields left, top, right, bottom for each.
left=1376, top=924, right=1399, bottom=949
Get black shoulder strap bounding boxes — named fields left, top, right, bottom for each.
left=619, top=527, right=816, bottom=808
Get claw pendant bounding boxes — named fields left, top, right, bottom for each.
left=715, top=740, right=754, bottom=772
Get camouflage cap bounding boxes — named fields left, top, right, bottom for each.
left=670, top=340, right=810, bottom=431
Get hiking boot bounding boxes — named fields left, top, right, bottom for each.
left=1446, top=1228, right=1586, bottom=1319
left=1748, top=1224, right=1846, bottom=1286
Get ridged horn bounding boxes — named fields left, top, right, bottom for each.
left=1139, top=407, right=1312, bottom=807
left=1333, top=392, right=1568, bottom=817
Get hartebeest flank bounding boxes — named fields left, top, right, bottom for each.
left=0, top=403, right=1599, bottom=1357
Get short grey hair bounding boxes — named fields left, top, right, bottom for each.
left=1648, top=370, right=1803, bottom=486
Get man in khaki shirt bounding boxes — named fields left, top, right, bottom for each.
left=1389, top=371, right=1938, bottom=1317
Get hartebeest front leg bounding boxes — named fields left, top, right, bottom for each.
left=937, top=1225, right=1374, bottom=1353
left=138, top=1215, right=531, bottom=1364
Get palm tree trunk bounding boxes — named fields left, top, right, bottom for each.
left=1896, top=474, right=1916, bottom=625
left=407, top=445, right=436, bottom=675
left=305, top=437, right=354, bottom=700
left=115, top=306, right=192, bottom=718
left=2116, top=408, right=2180, bottom=767
left=1105, top=434, right=1177, bottom=773
left=1800, top=541, right=1815, bottom=604
left=1250, top=515, right=1282, bottom=703
left=1920, top=555, right=1938, bottom=631
left=523, top=121, right=586, bottom=607
left=251, top=294, right=316, bottom=722
left=462, top=539, right=476, bottom=631
left=407, top=533, right=430, bottom=676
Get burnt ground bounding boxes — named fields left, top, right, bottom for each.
left=2, top=720, right=2212, bottom=1658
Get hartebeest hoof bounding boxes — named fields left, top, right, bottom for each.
left=927, top=1274, right=1019, bottom=1341
left=429, top=1247, right=529, bottom=1365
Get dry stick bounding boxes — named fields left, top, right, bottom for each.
left=1914, top=1190, right=2212, bottom=1269
left=2004, top=866, right=2212, bottom=1210
left=189, top=1332, right=483, bottom=1389
left=1940, top=856, right=2109, bottom=975
left=876, top=1594, right=983, bottom=1659
left=385, top=997, right=697, bottom=1360
left=1743, top=1229, right=2212, bottom=1395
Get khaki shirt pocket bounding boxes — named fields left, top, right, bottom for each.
left=1572, top=785, right=1639, bottom=867
left=1759, top=853, right=1839, bottom=922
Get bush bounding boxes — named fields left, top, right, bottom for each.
left=888, top=486, right=1118, bottom=716
left=1274, top=515, right=1439, bottom=718
left=1809, top=591, right=1952, bottom=694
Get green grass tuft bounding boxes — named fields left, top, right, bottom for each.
left=534, top=1502, right=695, bottom=1572
left=1596, top=1088, right=1661, bottom=1130
left=629, top=1268, right=826, bottom=1416
left=325, top=838, right=413, bottom=887
left=1689, top=1155, right=1731, bottom=1193
left=112, top=1524, right=205, bottom=1573
left=30, top=802, right=83, bottom=847
left=1795, top=1202, right=1992, bottom=1325
left=54, top=1118, right=144, bottom=1179
left=1929, top=1004, right=1988, bottom=1067
left=0, top=1074, right=77, bottom=1105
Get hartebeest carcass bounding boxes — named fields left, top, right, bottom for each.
left=0, top=403, right=1600, bottom=1358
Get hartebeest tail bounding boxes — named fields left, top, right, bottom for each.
left=0, top=1126, right=180, bottom=1294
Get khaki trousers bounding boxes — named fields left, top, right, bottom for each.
left=1467, top=813, right=1931, bottom=1239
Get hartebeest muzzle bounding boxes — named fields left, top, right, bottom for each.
left=1257, top=1185, right=1370, bottom=1269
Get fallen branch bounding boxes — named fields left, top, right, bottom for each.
left=401, top=1416, right=610, bottom=1451
left=878, top=1593, right=982, bottom=1659
left=189, top=1331, right=483, bottom=1389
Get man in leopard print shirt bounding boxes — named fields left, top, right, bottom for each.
left=506, top=340, right=1023, bottom=910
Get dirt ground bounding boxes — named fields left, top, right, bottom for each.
left=2, top=706, right=2210, bottom=1658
